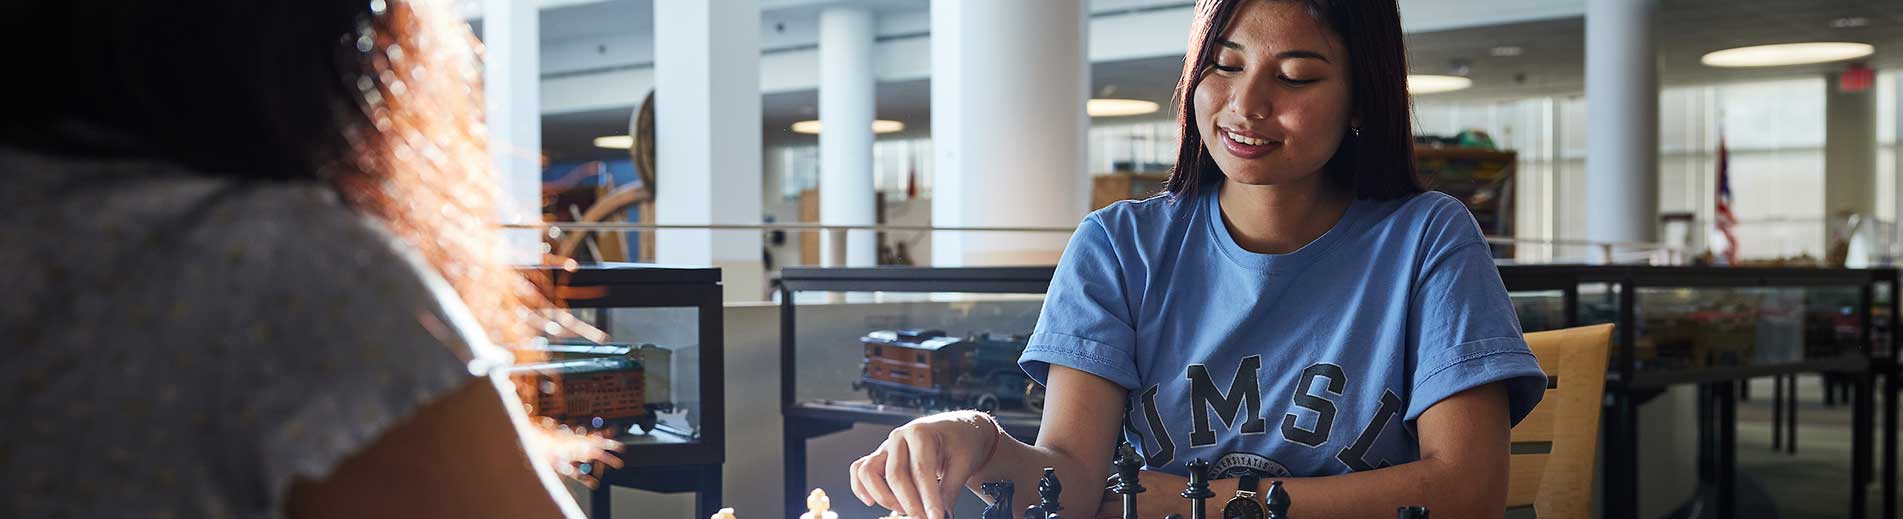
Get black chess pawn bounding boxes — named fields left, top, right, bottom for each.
left=1110, top=442, right=1145, bottom=519
left=1397, top=506, right=1429, bottom=519
left=1181, top=459, right=1216, bottom=519
left=1038, top=467, right=1063, bottom=518
left=1263, top=480, right=1289, bottom=519
left=981, top=481, right=1014, bottom=519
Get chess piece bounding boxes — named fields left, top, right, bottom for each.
left=1262, top=480, right=1289, bottom=519
left=1038, top=467, right=1063, bottom=518
left=1397, top=506, right=1429, bottom=519
left=982, top=481, right=1015, bottom=519
left=1023, top=504, right=1044, bottom=519
left=885, top=512, right=904, bottom=519
left=1181, top=459, right=1215, bottom=519
left=800, top=489, right=840, bottom=519
left=1111, top=442, right=1146, bottom=519
left=710, top=508, right=738, bottom=519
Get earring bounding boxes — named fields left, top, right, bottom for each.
left=1350, top=127, right=1361, bottom=138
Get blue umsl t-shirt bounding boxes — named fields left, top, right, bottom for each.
left=1019, top=187, right=1546, bottom=479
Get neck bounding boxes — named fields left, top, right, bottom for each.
left=1215, top=174, right=1352, bottom=255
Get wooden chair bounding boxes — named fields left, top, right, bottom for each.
left=1507, top=324, right=1614, bottom=519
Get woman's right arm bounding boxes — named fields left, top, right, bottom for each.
left=849, top=364, right=1127, bottom=519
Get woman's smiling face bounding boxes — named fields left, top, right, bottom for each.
left=1193, top=0, right=1355, bottom=187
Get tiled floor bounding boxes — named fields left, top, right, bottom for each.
left=1717, top=375, right=1897, bottom=519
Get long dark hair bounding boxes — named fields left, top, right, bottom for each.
left=1163, top=0, right=1424, bottom=201
left=2, top=0, right=545, bottom=349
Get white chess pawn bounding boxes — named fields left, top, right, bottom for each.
left=800, top=489, right=839, bottom=519
left=709, top=507, right=738, bottom=519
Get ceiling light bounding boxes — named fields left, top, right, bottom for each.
left=1088, top=98, right=1160, bottom=117
left=1700, top=42, right=1873, bottom=68
left=789, top=119, right=906, bottom=135
left=1490, top=46, right=1524, bottom=57
left=1407, top=75, right=1472, bottom=95
left=594, top=135, right=634, bottom=149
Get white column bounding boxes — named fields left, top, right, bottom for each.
left=819, top=7, right=878, bottom=267
left=654, top=0, right=765, bottom=301
left=1583, top=0, right=1661, bottom=255
left=1585, top=2, right=1697, bottom=517
left=1825, top=71, right=1879, bottom=218
left=482, top=0, right=541, bottom=264
left=931, top=0, right=1090, bottom=267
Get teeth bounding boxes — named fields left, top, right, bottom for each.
left=1227, top=130, right=1266, bottom=146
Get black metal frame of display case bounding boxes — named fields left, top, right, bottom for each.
left=778, top=265, right=1900, bottom=519
left=530, top=263, right=726, bottom=519
left=1498, top=265, right=1897, bottom=519
left=777, top=266, right=1055, bottom=515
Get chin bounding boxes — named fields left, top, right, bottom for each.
left=1215, top=166, right=1315, bottom=187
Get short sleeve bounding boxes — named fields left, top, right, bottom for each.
left=1020, top=215, right=1141, bottom=390
left=1404, top=237, right=1547, bottom=426
left=199, top=187, right=512, bottom=514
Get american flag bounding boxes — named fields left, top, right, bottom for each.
left=1715, top=135, right=1738, bottom=264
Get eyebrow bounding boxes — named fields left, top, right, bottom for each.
left=1213, top=38, right=1332, bottom=63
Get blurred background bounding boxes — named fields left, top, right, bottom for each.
left=459, top=1, right=1903, bottom=518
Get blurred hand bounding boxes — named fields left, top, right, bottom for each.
left=525, top=418, right=626, bottom=489
left=849, top=411, right=1000, bottom=519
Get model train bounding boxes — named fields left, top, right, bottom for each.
left=507, top=342, right=675, bottom=434
left=853, top=329, right=1045, bottom=413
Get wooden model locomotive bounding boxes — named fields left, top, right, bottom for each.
left=507, top=342, right=675, bottom=434
left=853, top=329, right=1045, bottom=413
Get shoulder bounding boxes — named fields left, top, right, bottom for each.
left=1079, top=191, right=1198, bottom=246
left=179, top=179, right=489, bottom=367
left=1365, top=191, right=1488, bottom=249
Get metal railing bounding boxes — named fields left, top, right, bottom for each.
left=507, top=221, right=1684, bottom=268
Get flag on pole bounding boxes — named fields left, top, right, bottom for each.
left=1715, top=135, right=1738, bottom=264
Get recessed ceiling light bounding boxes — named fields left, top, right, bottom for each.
left=1830, top=17, right=1869, bottom=29
left=1407, top=74, right=1473, bottom=95
left=789, top=119, right=906, bottom=135
left=1087, top=98, right=1161, bottom=117
left=594, top=135, right=634, bottom=149
left=1700, top=42, right=1873, bottom=68
left=1490, top=46, right=1524, bottom=57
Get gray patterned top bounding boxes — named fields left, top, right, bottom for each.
left=0, top=147, right=516, bottom=518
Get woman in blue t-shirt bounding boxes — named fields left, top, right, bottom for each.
left=848, top=1, right=1546, bottom=517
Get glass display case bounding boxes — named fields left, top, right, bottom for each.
left=775, top=265, right=1897, bottom=519
left=777, top=266, right=1053, bottom=515
left=1497, top=265, right=1896, bottom=519
left=523, top=263, right=724, bottom=519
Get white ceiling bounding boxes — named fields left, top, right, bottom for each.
left=539, top=0, right=1903, bottom=163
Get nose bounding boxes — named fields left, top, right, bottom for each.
left=1229, top=73, right=1274, bottom=120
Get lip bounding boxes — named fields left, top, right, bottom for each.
left=1217, top=126, right=1280, bottom=159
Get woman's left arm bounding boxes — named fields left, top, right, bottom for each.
left=1109, top=382, right=1509, bottom=519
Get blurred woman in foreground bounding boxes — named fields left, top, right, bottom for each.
left=0, top=0, right=606, bottom=517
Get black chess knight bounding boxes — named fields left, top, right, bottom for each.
left=1038, top=467, right=1064, bottom=519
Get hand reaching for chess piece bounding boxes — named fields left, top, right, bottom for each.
left=849, top=410, right=1003, bottom=519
